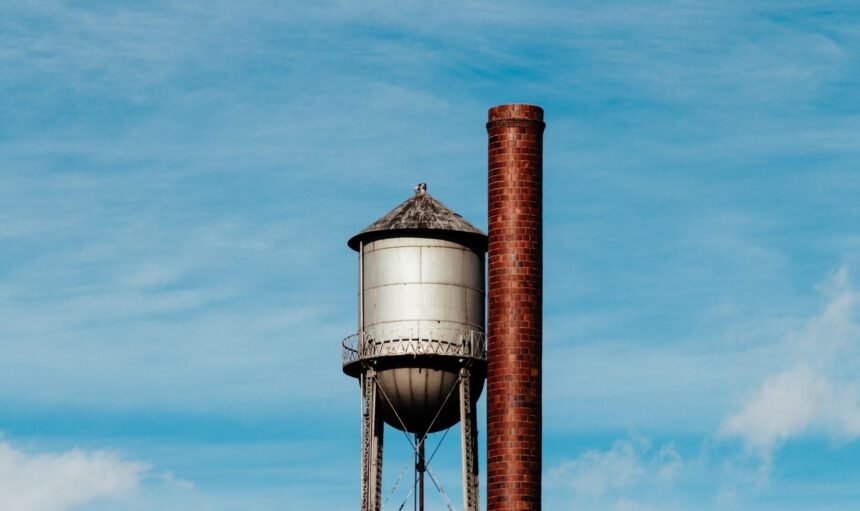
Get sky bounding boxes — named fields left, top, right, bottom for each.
left=1, top=1, right=860, bottom=510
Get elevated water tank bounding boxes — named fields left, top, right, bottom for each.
left=342, top=183, right=487, bottom=433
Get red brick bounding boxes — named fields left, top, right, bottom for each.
left=486, top=104, right=544, bottom=511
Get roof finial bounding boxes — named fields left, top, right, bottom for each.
left=414, top=182, right=427, bottom=197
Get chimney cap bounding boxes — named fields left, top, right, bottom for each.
left=487, top=103, right=544, bottom=122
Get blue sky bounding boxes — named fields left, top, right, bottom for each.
left=1, top=1, right=860, bottom=510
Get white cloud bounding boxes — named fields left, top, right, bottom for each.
left=0, top=440, right=149, bottom=511
left=721, top=366, right=860, bottom=454
left=654, top=443, right=683, bottom=482
left=548, top=440, right=644, bottom=498
left=157, top=471, right=195, bottom=491
left=547, top=437, right=682, bottom=501
left=721, top=267, right=860, bottom=457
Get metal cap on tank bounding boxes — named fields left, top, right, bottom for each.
left=347, top=183, right=487, bottom=253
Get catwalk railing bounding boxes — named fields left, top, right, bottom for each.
left=342, top=327, right=487, bottom=366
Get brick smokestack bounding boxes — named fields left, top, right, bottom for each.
left=486, top=104, right=544, bottom=511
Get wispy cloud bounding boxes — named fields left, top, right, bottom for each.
left=546, top=436, right=685, bottom=511
left=721, top=267, right=860, bottom=459
left=0, top=439, right=148, bottom=511
left=547, top=437, right=679, bottom=496
left=722, top=366, right=860, bottom=455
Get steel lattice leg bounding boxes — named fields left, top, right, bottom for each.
left=361, top=370, right=384, bottom=511
left=460, top=366, right=480, bottom=511
left=373, top=407, right=383, bottom=511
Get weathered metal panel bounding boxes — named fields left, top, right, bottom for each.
left=362, top=237, right=484, bottom=336
left=347, top=188, right=486, bottom=251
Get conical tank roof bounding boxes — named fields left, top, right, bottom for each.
left=347, top=183, right=487, bottom=252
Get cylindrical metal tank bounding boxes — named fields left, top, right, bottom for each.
left=342, top=184, right=487, bottom=434
left=362, top=236, right=484, bottom=338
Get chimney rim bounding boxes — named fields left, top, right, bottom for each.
left=487, top=103, right=544, bottom=122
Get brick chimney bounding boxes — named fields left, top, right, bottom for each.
left=486, top=104, right=545, bottom=511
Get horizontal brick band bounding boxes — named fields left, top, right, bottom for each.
left=486, top=118, right=547, bottom=131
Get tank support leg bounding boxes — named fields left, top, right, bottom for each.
left=460, top=365, right=480, bottom=511
left=361, top=369, right=384, bottom=511
left=416, top=434, right=425, bottom=511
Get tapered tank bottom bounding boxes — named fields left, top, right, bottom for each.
left=369, top=357, right=485, bottom=434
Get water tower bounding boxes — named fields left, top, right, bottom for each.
left=342, top=183, right=487, bottom=511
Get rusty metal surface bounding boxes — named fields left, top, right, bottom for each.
left=348, top=185, right=486, bottom=251
left=360, top=236, right=485, bottom=343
